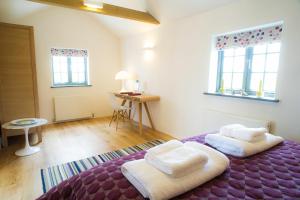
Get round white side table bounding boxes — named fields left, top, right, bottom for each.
left=2, top=118, right=48, bottom=156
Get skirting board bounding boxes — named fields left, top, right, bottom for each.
left=53, top=116, right=93, bottom=124
left=49, top=116, right=111, bottom=124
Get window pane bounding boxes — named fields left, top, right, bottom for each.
left=78, top=74, right=85, bottom=83
left=232, top=73, right=243, bottom=90
left=61, top=73, right=68, bottom=83
left=264, top=73, right=277, bottom=92
left=53, top=56, right=68, bottom=84
left=252, top=54, right=265, bottom=72
left=71, top=57, right=86, bottom=83
left=71, top=57, right=85, bottom=72
left=235, top=47, right=246, bottom=56
left=54, top=73, right=68, bottom=84
left=54, top=73, right=61, bottom=83
left=223, top=73, right=232, bottom=89
left=224, top=48, right=234, bottom=57
left=53, top=65, right=60, bottom=73
left=253, top=44, right=267, bottom=54
left=233, top=56, right=245, bottom=72
left=72, top=73, right=85, bottom=83
left=265, top=53, right=280, bottom=72
left=53, top=56, right=68, bottom=73
left=223, top=57, right=233, bottom=72
left=72, top=73, right=79, bottom=83
left=267, top=42, right=281, bottom=53
left=250, top=73, right=264, bottom=91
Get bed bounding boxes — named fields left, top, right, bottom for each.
left=37, top=134, right=300, bottom=200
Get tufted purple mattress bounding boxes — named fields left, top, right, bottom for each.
left=37, top=134, right=300, bottom=200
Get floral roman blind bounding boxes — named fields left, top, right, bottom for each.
left=51, top=48, right=88, bottom=57
left=215, top=24, right=283, bottom=50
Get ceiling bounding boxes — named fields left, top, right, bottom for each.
left=147, top=0, right=238, bottom=22
left=0, top=0, right=238, bottom=37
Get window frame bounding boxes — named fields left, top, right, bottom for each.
left=216, top=45, right=278, bottom=98
left=51, top=55, right=89, bottom=87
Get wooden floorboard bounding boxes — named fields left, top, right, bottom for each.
left=0, top=117, right=174, bottom=200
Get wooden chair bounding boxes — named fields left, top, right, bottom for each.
left=108, top=93, right=132, bottom=131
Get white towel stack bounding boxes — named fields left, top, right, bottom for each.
left=146, top=140, right=183, bottom=156
left=121, top=140, right=229, bottom=200
left=205, top=124, right=284, bottom=157
left=220, top=124, right=267, bottom=142
left=145, top=140, right=209, bottom=178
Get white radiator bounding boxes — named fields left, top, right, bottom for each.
left=202, top=109, right=272, bottom=132
left=54, top=96, right=93, bottom=122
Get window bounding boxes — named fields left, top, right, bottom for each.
left=213, top=23, right=283, bottom=99
left=217, top=42, right=281, bottom=97
left=51, top=48, right=89, bottom=87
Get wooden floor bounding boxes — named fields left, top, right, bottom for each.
left=0, top=117, right=174, bottom=200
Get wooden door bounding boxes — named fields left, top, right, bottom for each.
left=0, top=22, right=39, bottom=124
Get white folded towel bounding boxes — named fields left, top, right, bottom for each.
left=205, top=133, right=284, bottom=157
left=147, top=140, right=183, bottom=156
left=121, top=143, right=229, bottom=200
left=220, top=124, right=267, bottom=142
left=220, top=124, right=245, bottom=135
left=145, top=142, right=208, bottom=178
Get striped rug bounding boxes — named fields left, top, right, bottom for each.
left=40, top=139, right=165, bottom=193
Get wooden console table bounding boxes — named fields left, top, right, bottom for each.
left=114, top=93, right=160, bottom=134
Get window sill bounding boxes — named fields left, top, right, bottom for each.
left=51, top=85, right=92, bottom=88
left=203, top=92, right=279, bottom=103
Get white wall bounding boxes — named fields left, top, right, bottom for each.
left=1, top=7, right=121, bottom=122
left=121, top=0, right=300, bottom=141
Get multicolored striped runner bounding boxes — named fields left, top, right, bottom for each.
left=40, top=139, right=165, bottom=193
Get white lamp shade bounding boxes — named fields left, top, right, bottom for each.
left=115, top=70, right=129, bottom=80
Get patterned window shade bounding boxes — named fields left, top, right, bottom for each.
left=51, top=48, right=88, bottom=57
left=215, top=24, right=283, bottom=50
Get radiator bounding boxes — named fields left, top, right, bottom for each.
left=202, top=109, right=272, bottom=132
left=54, top=96, right=93, bottom=122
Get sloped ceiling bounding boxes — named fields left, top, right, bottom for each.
left=0, top=0, right=238, bottom=37
left=147, top=0, right=238, bottom=22
left=0, top=0, right=48, bottom=22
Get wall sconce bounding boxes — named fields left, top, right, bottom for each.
left=143, top=40, right=155, bottom=61
left=144, top=40, right=155, bottom=49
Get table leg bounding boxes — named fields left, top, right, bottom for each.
left=143, top=102, right=155, bottom=130
left=15, top=127, right=40, bottom=157
left=37, top=127, right=42, bottom=143
left=24, top=128, right=30, bottom=149
left=2, top=128, right=8, bottom=147
left=109, top=110, right=116, bottom=126
left=138, top=102, right=143, bottom=134
left=121, top=99, right=126, bottom=106
left=128, top=101, right=133, bottom=120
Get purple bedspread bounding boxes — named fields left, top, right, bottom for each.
left=38, top=134, right=300, bottom=200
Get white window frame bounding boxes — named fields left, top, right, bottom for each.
left=51, top=49, right=89, bottom=87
